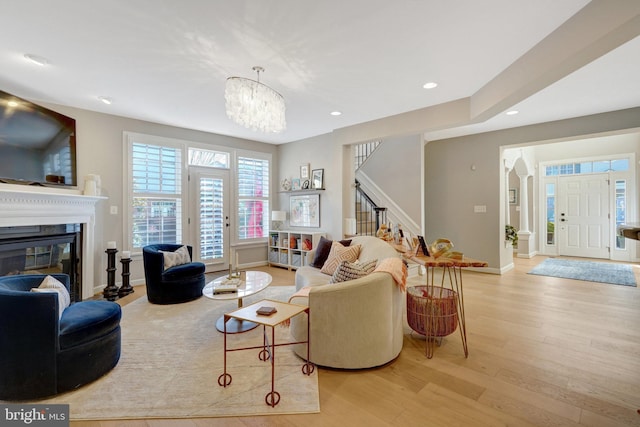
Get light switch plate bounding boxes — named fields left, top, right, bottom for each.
left=110, top=206, right=118, bottom=215
left=474, top=205, right=487, bottom=213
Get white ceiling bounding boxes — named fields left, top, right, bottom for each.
left=0, top=0, right=638, bottom=145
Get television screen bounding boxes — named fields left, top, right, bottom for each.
left=0, top=90, right=77, bottom=187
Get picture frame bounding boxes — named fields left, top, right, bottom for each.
left=302, top=179, right=310, bottom=190
left=311, top=168, right=324, bottom=189
left=416, top=235, right=430, bottom=256
left=290, top=194, right=320, bottom=227
left=509, top=188, right=518, bottom=205
left=291, top=178, right=301, bottom=191
left=300, top=163, right=310, bottom=179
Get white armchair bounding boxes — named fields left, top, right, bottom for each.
left=289, top=236, right=404, bottom=369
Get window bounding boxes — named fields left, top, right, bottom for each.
left=546, top=183, right=555, bottom=245
left=128, top=137, right=183, bottom=249
left=545, top=158, right=629, bottom=176
left=615, top=180, right=626, bottom=250
left=237, top=155, right=270, bottom=240
left=188, top=148, right=229, bottom=169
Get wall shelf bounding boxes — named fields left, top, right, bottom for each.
left=279, top=189, right=325, bottom=194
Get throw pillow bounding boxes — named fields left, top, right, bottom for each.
left=31, top=275, right=71, bottom=319
left=310, top=236, right=352, bottom=268
left=160, top=245, right=191, bottom=270
left=330, top=259, right=377, bottom=283
left=320, top=242, right=361, bottom=275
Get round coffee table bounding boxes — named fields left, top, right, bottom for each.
left=203, top=270, right=272, bottom=333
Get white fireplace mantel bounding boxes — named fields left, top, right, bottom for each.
left=0, top=185, right=106, bottom=299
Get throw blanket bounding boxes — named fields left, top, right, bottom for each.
left=374, top=257, right=408, bottom=292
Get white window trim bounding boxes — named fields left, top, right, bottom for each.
left=123, top=132, right=189, bottom=254
left=123, top=132, right=273, bottom=254
left=233, top=149, right=272, bottom=247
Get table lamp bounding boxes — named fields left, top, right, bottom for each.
left=271, top=210, right=287, bottom=230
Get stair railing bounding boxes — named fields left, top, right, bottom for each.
left=355, top=180, right=386, bottom=236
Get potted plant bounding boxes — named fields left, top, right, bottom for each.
left=505, top=225, right=518, bottom=248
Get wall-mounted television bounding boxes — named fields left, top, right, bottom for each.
left=0, top=90, right=77, bottom=187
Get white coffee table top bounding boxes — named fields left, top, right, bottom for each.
left=203, top=270, right=272, bottom=301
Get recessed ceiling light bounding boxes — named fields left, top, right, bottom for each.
left=330, top=111, right=342, bottom=116
left=423, top=82, right=438, bottom=89
left=23, top=53, right=49, bottom=66
left=506, top=110, right=519, bottom=115
left=98, top=96, right=113, bottom=105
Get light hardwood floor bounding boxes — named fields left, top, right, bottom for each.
left=74, top=257, right=640, bottom=427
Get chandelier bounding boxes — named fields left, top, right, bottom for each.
left=225, top=66, right=286, bottom=133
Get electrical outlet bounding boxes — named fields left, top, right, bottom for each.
left=110, top=206, right=118, bottom=215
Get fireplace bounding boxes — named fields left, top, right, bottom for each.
left=0, top=185, right=103, bottom=300
left=0, top=224, right=81, bottom=301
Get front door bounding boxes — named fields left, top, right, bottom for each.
left=190, top=167, right=230, bottom=271
left=557, top=174, right=610, bottom=258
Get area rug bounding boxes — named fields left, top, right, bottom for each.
left=528, top=258, right=637, bottom=286
left=27, top=286, right=319, bottom=420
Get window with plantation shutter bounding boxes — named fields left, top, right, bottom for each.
left=237, top=156, right=270, bottom=240
left=129, top=140, right=183, bottom=249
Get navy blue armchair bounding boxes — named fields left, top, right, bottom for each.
left=0, top=274, right=121, bottom=400
left=142, top=244, right=206, bottom=304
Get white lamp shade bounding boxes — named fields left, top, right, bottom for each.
left=272, top=211, right=287, bottom=221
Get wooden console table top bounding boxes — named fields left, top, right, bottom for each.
left=389, top=242, right=488, bottom=268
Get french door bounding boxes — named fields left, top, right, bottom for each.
left=557, top=174, right=610, bottom=258
left=189, top=167, right=230, bottom=271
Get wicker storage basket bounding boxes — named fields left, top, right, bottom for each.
left=407, top=285, right=458, bottom=337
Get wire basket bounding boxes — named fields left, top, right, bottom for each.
left=407, top=285, right=458, bottom=337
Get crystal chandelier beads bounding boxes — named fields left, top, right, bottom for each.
left=225, top=66, right=286, bottom=133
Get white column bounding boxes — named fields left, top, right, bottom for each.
left=505, top=166, right=512, bottom=226
left=518, top=174, right=530, bottom=232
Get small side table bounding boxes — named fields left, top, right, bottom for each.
left=217, top=299, right=314, bottom=407
left=405, top=253, right=487, bottom=358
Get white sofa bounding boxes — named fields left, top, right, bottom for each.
left=289, top=235, right=404, bottom=369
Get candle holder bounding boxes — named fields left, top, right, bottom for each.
left=103, top=248, right=119, bottom=301
left=118, top=256, right=134, bottom=297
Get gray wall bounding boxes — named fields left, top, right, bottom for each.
left=425, top=107, right=640, bottom=271
left=41, top=103, right=278, bottom=288
left=360, top=134, right=422, bottom=226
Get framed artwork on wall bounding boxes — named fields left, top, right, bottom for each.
left=300, top=163, right=310, bottom=179
left=311, top=168, right=324, bottom=189
left=290, top=194, right=320, bottom=227
left=509, top=188, right=518, bottom=204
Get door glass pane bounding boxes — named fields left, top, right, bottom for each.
left=199, top=177, right=224, bottom=260
left=546, top=183, right=555, bottom=245
left=615, top=180, right=626, bottom=250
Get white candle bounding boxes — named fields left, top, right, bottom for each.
left=121, top=251, right=131, bottom=259
left=107, top=241, right=117, bottom=249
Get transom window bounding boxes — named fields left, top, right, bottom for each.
left=188, top=148, right=229, bottom=169
left=545, top=158, right=629, bottom=176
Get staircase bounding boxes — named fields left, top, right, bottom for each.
left=353, top=140, right=384, bottom=236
